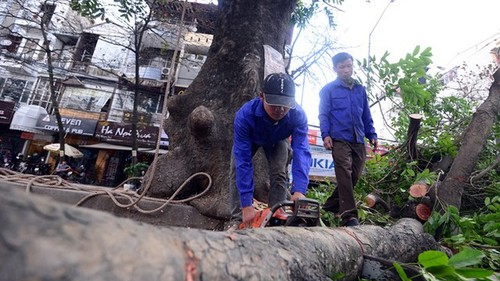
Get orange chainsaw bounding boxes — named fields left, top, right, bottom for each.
left=239, top=198, right=321, bottom=229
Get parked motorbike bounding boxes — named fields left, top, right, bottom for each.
left=33, top=159, right=51, bottom=175
left=68, top=165, right=87, bottom=184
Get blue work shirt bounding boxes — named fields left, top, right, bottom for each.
left=318, top=78, right=377, bottom=143
left=233, top=98, right=311, bottom=207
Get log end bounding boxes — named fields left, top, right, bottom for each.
left=416, top=203, right=431, bottom=221
left=409, top=183, right=429, bottom=198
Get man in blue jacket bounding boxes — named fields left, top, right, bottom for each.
left=229, top=72, right=311, bottom=229
left=318, top=52, right=378, bottom=227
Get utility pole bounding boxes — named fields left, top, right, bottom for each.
left=367, top=0, right=395, bottom=94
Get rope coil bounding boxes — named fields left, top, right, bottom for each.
left=0, top=168, right=212, bottom=215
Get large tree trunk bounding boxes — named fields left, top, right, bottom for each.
left=0, top=186, right=440, bottom=281
left=437, top=68, right=500, bottom=209
left=144, top=1, right=296, bottom=219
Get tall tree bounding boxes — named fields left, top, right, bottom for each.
left=146, top=1, right=299, bottom=219
left=71, top=0, right=344, bottom=219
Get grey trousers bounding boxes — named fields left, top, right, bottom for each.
left=229, top=140, right=291, bottom=222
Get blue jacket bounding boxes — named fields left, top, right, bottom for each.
left=318, top=79, right=377, bottom=143
left=233, top=98, right=311, bottom=207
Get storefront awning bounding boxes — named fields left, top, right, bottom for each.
left=10, top=104, right=49, bottom=134
left=80, top=143, right=168, bottom=154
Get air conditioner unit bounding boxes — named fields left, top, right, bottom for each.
left=161, top=67, right=170, bottom=80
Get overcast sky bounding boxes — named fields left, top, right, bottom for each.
left=334, top=0, right=499, bottom=69
left=293, top=0, right=499, bottom=138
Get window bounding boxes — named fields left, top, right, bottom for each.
left=40, top=3, right=56, bottom=26
left=21, top=38, right=40, bottom=61
left=0, top=79, right=26, bottom=101
left=5, top=35, right=22, bottom=54
left=31, top=79, right=55, bottom=111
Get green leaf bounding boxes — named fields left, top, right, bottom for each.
left=407, top=169, right=415, bottom=177
left=419, top=251, right=449, bottom=268
left=393, top=262, right=411, bottom=281
left=449, top=247, right=485, bottom=268
left=485, top=197, right=491, bottom=205
left=455, top=267, right=494, bottom=278
left=482, top=237, right=498, bottom=246
left=425, top=265, right=455, bottom=277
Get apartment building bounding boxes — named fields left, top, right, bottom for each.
left=0, top=0, right=216, bottom=186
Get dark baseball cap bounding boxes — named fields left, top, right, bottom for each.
left=262, top=73, right=296, bottom=108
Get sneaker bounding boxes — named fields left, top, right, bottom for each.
left=341, top=218, right=359, bottom=227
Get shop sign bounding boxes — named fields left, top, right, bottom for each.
left=95, top=121, right=159, bottom=146
left=20, top=132, right=34, bottom=140
left=36, top=114, right=98, bottom=136
left=0, top=100, right=15, bottom=124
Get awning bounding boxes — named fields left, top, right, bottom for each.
left=80, top=143, right=168, bottom=154
left=10, top=104, right=49, bottom=134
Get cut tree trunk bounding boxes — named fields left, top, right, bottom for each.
left=436, top=68, right=500, bottom=210
left=0, top=184, right=440, bottom=281
left=406, top=113, right=422, bottom=160
left=143, top=1, right=297, bottom=220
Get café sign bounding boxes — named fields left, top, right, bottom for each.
left=36, top=114, right=97, bottom=136
left=95, top=121, right=159, bottom=146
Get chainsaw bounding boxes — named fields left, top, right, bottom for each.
left=239, top=198, right=321, bottom=229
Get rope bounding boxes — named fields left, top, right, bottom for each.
left=340, top=228, right=366, bottom=254
left=0, top=168, right=212, bottom=215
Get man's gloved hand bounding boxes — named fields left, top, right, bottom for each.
left=241, top=206, right=256, bottom=228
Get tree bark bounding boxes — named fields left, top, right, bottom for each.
left=437, top=68, right=500, bottom=210
left=144, top=1, right=297, bottom=220
left=0, top=186, right=440, bottom=281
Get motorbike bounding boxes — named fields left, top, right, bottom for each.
left=67, top=165, right=88, bottom=184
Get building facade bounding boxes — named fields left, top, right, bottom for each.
left=0, top=0, right=215, bottom=186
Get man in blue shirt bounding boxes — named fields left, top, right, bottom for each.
left=318, top=52, right=378, bottom=227
left=229, top=72, right=311, bottom=229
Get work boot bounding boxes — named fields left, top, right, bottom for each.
left=341, top=217, right=359, bottom=227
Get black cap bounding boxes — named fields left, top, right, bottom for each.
left=262, top=73, right=296, bottom=108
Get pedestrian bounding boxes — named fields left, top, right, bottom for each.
left=318, top=52, right=378, bottom=227
left=228, top=72, right=312, bottom=229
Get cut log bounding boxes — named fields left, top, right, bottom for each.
left=409, top=181, right=429, bottom=198
left=0, top=186, right=441, bottom=281
left=365, top=193, right=390, bottom=212
left=415, top=203, right=431, bottom=221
